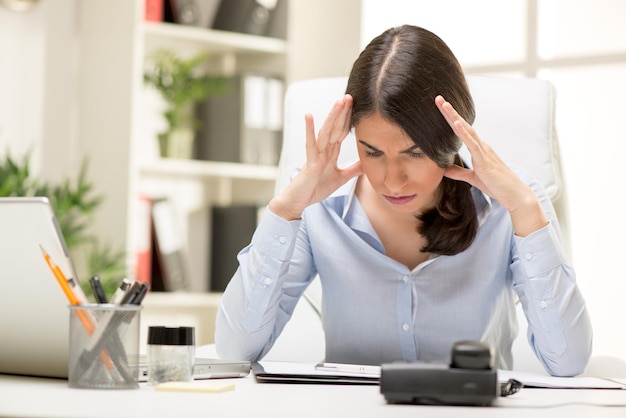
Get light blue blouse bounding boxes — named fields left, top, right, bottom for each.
left=215, top=169, right=592, bottom=377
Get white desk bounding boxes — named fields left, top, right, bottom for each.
left=1, top=373, right=625, bottom=418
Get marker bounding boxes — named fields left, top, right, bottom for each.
left=128, top=283, right=149, bottom=305
left=119, top=281, right=142, bottom=305
left=89, top=275, right=108, bottom=304
left=110, top=278, right=132, bottom=304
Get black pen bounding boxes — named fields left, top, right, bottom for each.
left=119, top=281, right=141, bottom=305
left=89, top=275, right=108, bottom=304
left=128, top=283, right=149, bottom=305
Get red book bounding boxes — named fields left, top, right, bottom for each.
left=134, top=195, right=153, bottom=285
left=144, top=0, right=163, bottom=22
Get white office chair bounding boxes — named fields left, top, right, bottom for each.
left=263, top=75, right=565, bottom=372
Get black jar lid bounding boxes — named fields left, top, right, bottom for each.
left=148, top=326, right=195, bottom=346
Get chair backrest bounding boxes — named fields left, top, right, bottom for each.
left=266, top=75, right=567, bottom=367
left=277, top=75, right=562, bottom=203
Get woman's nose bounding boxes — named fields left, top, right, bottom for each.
left=384, top=163, right=408, bottom=193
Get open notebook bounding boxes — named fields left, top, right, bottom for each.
left=0, top=197, right=249, bottom=380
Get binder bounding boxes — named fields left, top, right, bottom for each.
left=150, top=198, right=189, bottom=291
left=195, top=74, right=283, bottom=165
left=210, top=205, right=260, bottom=291
left=164, top=0, right=221, bottom=27
left=212, top=0, right=281, bottom=37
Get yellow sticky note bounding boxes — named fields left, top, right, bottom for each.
left=154, top=381, right=236, bottom=393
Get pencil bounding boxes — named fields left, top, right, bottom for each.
left=40, top=245, right=115, bottom=371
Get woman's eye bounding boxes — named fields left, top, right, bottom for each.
left=409, top=152, right=425, bottom=158
left=365, top=151, right=382, bottom=158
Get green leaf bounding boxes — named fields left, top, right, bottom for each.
left=0, top=151, right=126, bottom=296
left=143, top=48, right=231, bottom=135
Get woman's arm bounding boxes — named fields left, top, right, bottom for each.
left=215, top=209, right=317, bottom=361
left=217, top=95, right=363, bottom=360
left=510, top=175, right=592, bottom=376
left=436, top=96, right=592, bottom=376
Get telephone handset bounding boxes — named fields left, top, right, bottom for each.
left=380, top=340, right=505, bottom=406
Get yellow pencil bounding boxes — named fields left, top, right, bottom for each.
left=40, top=245, right=82, bottom=306
left=40, top=245, right=114, bottom=371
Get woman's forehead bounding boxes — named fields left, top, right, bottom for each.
left=354, top=113, right=415, bottom=148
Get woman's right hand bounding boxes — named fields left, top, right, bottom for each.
left=268, top=94, right=364, bottom=221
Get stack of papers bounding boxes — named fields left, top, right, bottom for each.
left=253, top=362, right=380, bottom=384
left=253, top=361, right=626, bottom=389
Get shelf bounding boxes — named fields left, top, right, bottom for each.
left=139, top=158, right=279, bottom=182
left=142, top=22, right=288, bottom=56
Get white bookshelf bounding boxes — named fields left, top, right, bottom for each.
left=136, top=21, right=287, bottom=291
left=76, top=1, right=288, bottom=293
left=75, top=0, right=360, bottom=294
left=143, top=22, right=287, bottom=55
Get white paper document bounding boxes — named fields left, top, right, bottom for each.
left=254, top=361, right=626, bottom=389
left=498, top=369, right=626, bottom=389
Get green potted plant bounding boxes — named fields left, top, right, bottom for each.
left=143, top=49, right=230, bottom=158
left=0, top=152, right=126, bottom=299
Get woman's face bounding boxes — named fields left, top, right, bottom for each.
left=354, top=112, right=446, bottom=215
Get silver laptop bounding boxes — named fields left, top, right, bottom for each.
left=0, top=197, right=249, bottom=380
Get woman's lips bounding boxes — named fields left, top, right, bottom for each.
left=383, top=194, right=416, bottom=205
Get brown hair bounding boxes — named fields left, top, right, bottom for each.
left=346, top=25, right=478, bottom=255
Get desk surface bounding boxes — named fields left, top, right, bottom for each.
left=1, top=373, right=626, bottom=418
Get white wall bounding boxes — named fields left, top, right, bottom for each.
left=286, top=0, right=361, bottom=82
left=0, top=2, right=46, bottom=169
left=0, top=0, right=79, bottom=182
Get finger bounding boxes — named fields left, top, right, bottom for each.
left=436, top=95, right=483, bottom=154
left=340, top=160, right=364, bottom=180
left=304, top=113, right=318, bottom=158
left=436, top=95, right=474, bottom=136
left=317, top=98, right=348, bottom=148
left=331, top=95, right=353, bottom=144
left=443, top=164, right=474, bottom=184
left=453, top=119, right=484, bottom=159
left=435, top=95, right=457, bottom=128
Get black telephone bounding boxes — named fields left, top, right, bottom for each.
left=380, top=341, right=501, bottom=406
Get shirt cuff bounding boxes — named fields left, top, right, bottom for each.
left=251, top=208, right=302, bottom=261
left=514, top=222, right=567, bottom=277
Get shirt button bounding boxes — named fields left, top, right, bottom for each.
left=402, top=323, right=409, bottom=332
left=540, top=300, right=548, bottom=309
left=263, top=277, right=272, bottom=286
left=402, top=275, right=409, bottom=284
left=525, top=252, right=534, bottom=260
left=278, top=236, right=286, bottom=244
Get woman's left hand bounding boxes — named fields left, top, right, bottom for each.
left=435, top=95, right=548, bottom=237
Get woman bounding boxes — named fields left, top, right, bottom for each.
left=215, top=25, right=592, bottom=377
